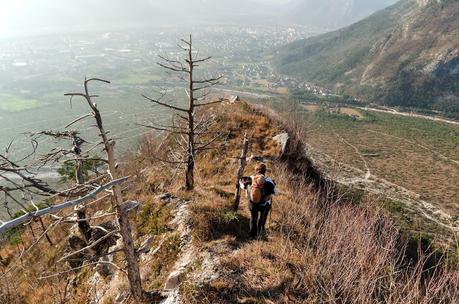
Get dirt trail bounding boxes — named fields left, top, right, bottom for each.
left=160, top=198, right=222, bottom=304
left=160, top=200, right=193, bottom=304
left=331, top=129, right=372, bottom=180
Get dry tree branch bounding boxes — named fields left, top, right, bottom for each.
left=57, top=229, right=120, bottom=263
left=192, top=76, right=222, bottom=84
left=192, top=56, right=212, bottom=64
left=142, top=94, right=188, bottom=113
left=65, top=113, right=93, bottom=128
left=64, top=77, right=146, bottom=301
left=195, top=98, right=227, bottom=107
left=0, top=177, right=128, bottom=234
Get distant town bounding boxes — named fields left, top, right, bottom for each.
left=0, top=24, right=339, bottom=154
left=0, top=24, right=330, bottom=107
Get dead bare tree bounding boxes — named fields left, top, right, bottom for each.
left=0, top=177, right=127, bottom=234
left=0, top=78, right=147, bottom=302
left=233, top=134, right=249, bottom=211
left=0, top=151, right=55, bottom=246
left=28, top=130, right=95, bottom=242
left=0, top=139, right=129, bottom=291
left=65, top=77, right=146, bottom=302
left=143, top=34, right=226, bottom=190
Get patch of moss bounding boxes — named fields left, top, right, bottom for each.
left=385, top=200, right=404, bottom=214
left=137, top=200, right=174, bottom=237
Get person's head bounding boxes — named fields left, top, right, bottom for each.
left=255, top=163, right=267, bottom=175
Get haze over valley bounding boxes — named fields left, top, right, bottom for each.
left=0, top=2, right=458, bottom=303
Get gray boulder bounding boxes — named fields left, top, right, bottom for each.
left=273, top=132, right=290, bottom=157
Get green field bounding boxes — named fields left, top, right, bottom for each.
left=0, top=94, right=42, bottom=112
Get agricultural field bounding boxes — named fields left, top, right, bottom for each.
left=0, top=94, right=41, bottom=112
left=286, top=102, right=459, bottom=235
left=0, top=24, right=310, bottom=154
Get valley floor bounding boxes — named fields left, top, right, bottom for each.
left=264, top=101, right=459, bottom=241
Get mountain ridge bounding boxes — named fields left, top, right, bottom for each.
left=275, top=0, right=459, bottom=117
left=2, top=101, right=458, bottom=303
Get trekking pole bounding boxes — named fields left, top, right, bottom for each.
left=268, top=199, right=273, bottom=228
left=233, top=133, right=249, bottom=211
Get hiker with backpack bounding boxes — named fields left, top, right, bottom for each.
left=239, top=163, right=277, bottom=239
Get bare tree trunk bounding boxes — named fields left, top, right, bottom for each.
left=186, top=35, right=195, bottom=190
left=28, top=223, right=36, bottom=242
left=74, top=135, right=92, bottom=243
left=38, top=217, right=54, bottom=246
left=98, top=105, right=145, bottom=303
left=108, top=144, right=145, bottom=302
left=233, top=134, right=249, bottom=211
left=75, top=159, right=84, bottom=185
left=76, top=209, right=92, bottom=242
left=66, top=78, right=145, bottom=302
left=185, top=132, right=195, bottom=190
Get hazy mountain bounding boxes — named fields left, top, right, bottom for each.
left=0, top=0, right=398, bottom=38
left=287, top=0, right=398, bottom=29
left=275, top=0, right=459, bottom=116
left=125, top=0, right=400, bottom=28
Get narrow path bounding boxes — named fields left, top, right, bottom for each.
left=161, top=200, right=193, bottom=304
left=331, top=129, right=372, bottom=180
left=160, top=197, right=222, bottom=304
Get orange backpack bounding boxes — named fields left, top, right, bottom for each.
left=251, top=174, right=266, bottom=203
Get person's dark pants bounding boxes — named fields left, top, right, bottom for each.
left=249, top=201, right=271, bottom=239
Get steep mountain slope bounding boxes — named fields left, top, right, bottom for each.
left=275, top=0, right=459, bottom=117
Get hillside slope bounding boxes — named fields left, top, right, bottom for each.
left=1, top=102, right=457, bottom=303
left=275, top=0, right=459, bottom=117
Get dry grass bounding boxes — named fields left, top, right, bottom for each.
left=0, top=219, right=75, bottom=303
left=0, top=131, right=180, bottom=303
left=181, top=102, right=459, bottom=304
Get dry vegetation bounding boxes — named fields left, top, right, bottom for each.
left=267, top=100, right=459, bottom=242
left=301, top=110, right=459, bottom=212
left=1, top=102, right=458, bottom=303
left=179, top=102, right=458, bottom=303
left=0, top=197, right=115, bottom=303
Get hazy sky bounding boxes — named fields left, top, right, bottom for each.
left=0, top=0, right=265, bottom=37
left=0, top=0, right=398, bottom=38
